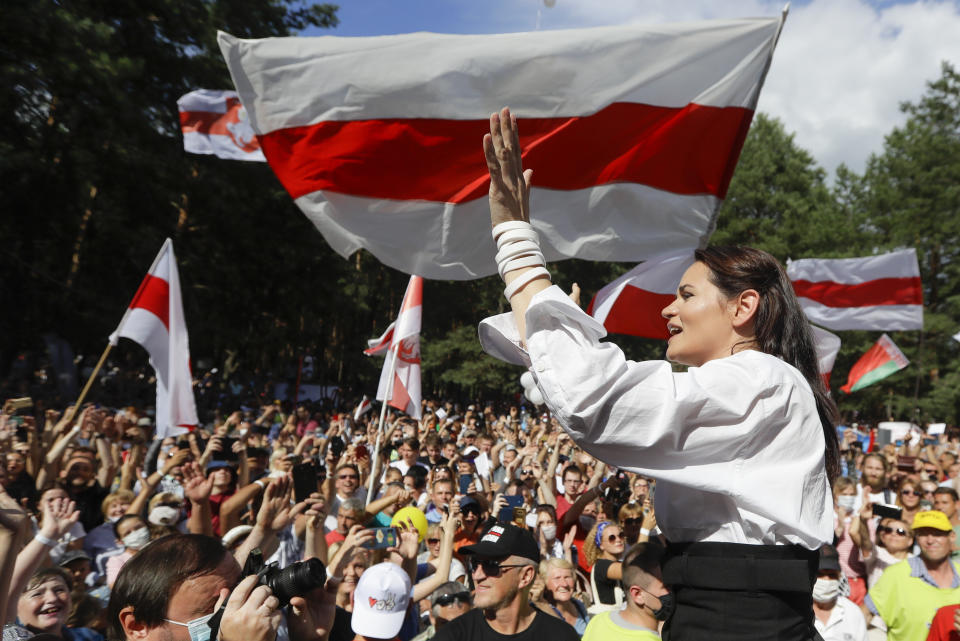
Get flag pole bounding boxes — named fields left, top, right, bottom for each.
left=64, top=342, right=113, bottom=425
left=365, top=342, right=400, bottom=508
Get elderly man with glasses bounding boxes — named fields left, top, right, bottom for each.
left=434, top=523, right=579, bottom=641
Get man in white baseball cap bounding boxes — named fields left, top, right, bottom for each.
left=351, top=561, right=413, bottom=640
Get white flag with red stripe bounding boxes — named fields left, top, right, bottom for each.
left=786, top=249, right=923, bottom=331
left=810, top=325, right=841, bottom=388
left=364, top=322, right=395, bottom=356
left=109, top=239, right=198, bottom=438
left=586, top=249, right=695, bottom=339
left=177, top=89, right=266, bottom=162
left=218, top=16, right=784, bottom=279
left=353, top=395, right=372, bottom=421
left=375, top=276, right=423, bottom=419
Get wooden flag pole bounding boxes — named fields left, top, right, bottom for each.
left=64, top=342, right=113, bottom=425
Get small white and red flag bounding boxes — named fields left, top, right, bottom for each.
left=109, top=239, right=198, bottom=438
left=364, top=322, right=395, bottom=356
left=218, top=15, right=785, bottom=279
left=786, top=249, right=923, bottom=331
left=353, top=395, right=373, bottom=421
left=810, top=325, right=841, bottom=388
left=840, top=334, right=909, bottom=394
left=586, top=249, right=695, bottom=339
left=177, top=89, right=266, bottom=162
left=375, top=276, right=423, bottom=419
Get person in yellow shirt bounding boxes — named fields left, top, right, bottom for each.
left=583, top=542, right=670, bottom=641
left=865, top=510, right=960, bottom=641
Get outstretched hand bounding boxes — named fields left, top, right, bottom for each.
left=182, top=461, right=214, bottom=503
left=483, top=106, right=532, bottom=229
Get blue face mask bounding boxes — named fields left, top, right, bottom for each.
left=164, top=611, right=215, bottom=641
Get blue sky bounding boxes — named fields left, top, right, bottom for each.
left=299, top=0, right=960, bottom=176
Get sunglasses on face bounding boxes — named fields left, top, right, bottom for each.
left=606, top=533, right=624, bottom=543
left=426, top=538, right=441, bottom=545
left=338, top=474, right=358, bottom=480
left=434, top=593, right=471, bottom=607
left=469, top=558, right=527, bottom=577
left=879, top=526, right=909, bottom=536
left=901, top=489, right=920, bottom=497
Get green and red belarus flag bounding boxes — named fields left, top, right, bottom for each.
left=840, top=334, right=909, bottom=394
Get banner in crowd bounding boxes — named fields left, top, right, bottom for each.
left=219, top=16, right=785, bottom=279
left=177, top=89, right=266, bottom=161
left=810, top=325, right=841, bottom=387
left=376, top=276, right=423, bottom=419
left=586, top=249, right=695, bottom=339
left=354, top=395, right=372, bottom=421
left=786, top=249, right=923, bottom=331
left=109, top=239, right=198, bottom=438
left=840, top=334, right=909, bottom=394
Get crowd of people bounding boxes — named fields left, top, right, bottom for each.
left=0, top=394, right=956, bottom=641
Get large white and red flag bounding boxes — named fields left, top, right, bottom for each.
left=786, top=249, right=923, bottom=331
left=218, top=16, right=785, bottom=279
left=586, top=249, right=696, bottom=339
left=109, top=239, right=198, bottom=438
left=375, top=276, right=423, bottom=419
left=177, top=89, right=266, bottom=162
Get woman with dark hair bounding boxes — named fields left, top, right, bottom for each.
left=477, top=108, right=838, bottom=641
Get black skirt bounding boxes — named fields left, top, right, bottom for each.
left=661, top=541, right=821, bottom=641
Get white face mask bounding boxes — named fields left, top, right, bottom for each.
left=837, top=495, right=857, bottom=511
left=164, top=611, right=216, bottom=641
left=121, top=526, right=151, bottom=550
left=149, top=506, right=180, bottom=526
left=812, top=577, right=840, bottom=603
left=540, top=524, right=557, bottom=541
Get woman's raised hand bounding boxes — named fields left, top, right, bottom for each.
left=483, top=106, right=532, bottom=229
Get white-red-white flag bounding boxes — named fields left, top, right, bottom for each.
left=375, top=276, right=423, bottom=419
left=354, top=395, right=372, bottom=421
left=218, top=16, right=784, bottom=279
left=810, top=325, right=841, bottom=388
left=586, top=249, right=695, bottom=339
left=109, top=240, right=198, bottom=438
left=364, top=322, right=395, bottom=356
left=786, top=249, right=923, bottom=331
left=177, top=89, right=266, bottom=162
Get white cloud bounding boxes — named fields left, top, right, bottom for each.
left=528, top=0, right=960, bottom=177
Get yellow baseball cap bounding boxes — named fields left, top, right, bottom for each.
left=912, top=510, right=953, bottom=532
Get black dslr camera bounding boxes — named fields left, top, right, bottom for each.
left=207, top=549, right=327, bottom=636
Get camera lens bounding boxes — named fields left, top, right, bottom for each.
left=259, top=558, right=327, bottom=606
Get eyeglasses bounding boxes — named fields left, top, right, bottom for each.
left=469, top=559, right=527, bottom=577
left=338, top=474, right=358, bottom=480
left=901, top=489, right=920, bottom=497
left=622, top=518, right=642, bottom=526
left=606, top=533, right=624, bottom=543
left=878, top=526, right=910, bottom=536
left=434, top=592, right=471, bottom=607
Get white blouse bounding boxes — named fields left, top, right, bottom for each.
left=479, top=285, right=832, bottom=549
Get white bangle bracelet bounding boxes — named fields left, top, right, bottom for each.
left=495, top=227, right=540, bottom=250
left=492, top=220, right=534, bottom=241
left=639, top=528, right=651, bottom=537
left=34, top=533, right=57, bottom=547
left=504, top=267, right=551, bottom=300
left=499, top=254, right=545, bottom=279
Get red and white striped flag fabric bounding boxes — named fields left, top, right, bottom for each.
left=177, top=89, right=266, bottom=162
left=376, top=276, right=423, bottom=419
left=354, top=395, right=372, bottom=421
left=786, top=249, right=923, bottom=331
left=218, top=16, right=784, bottom=279
left=364, top=322, right=395, bottom=356
left=586, top=249, right=695, bottom=339
left=109, top=240, right=198, bottom=438
left=840, top=334, right=909, bottom=394
left=810, top=325, right=841, bottom=388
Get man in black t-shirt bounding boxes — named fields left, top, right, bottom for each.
left=434, top=523, right=579, bottom=641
